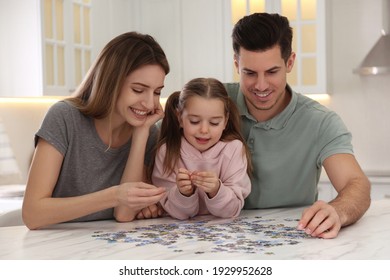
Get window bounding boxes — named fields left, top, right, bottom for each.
left=42, top=0, right=92, bottom=95
left=72, top=0, right=92, bottom=87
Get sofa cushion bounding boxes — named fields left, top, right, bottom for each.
left=0, top=117, right=22, bottom=185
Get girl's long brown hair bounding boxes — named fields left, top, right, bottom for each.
left=155, top=77, right=252, bottom=176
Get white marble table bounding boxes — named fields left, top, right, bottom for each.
left=0, top=200, right=389, bottom=260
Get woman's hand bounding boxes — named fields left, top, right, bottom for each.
left=147, top=102, right=164, bottom=126
left=135, top=102, right=164, bottom=132
left=116, top=182, right=166, bottom=214
left=131, top=102, right=164, bottom=141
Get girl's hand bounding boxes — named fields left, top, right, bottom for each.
left=191, top=171, right=220, bottom=198
left=176, top=168, right=195, bottom=196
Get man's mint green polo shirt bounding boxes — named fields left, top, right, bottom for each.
left=225, top=83, right=353, bottom=209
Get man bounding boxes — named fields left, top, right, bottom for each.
left=225, top=13, right=370, bottom=238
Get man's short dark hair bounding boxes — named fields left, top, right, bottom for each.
left=232, top=13, right=293, bottom=62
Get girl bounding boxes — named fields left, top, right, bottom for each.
left=22, top=32, right=169, bottom=229
left=151, top=78, right=251, bottom=220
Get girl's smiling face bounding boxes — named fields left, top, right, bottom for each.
left=178, top=95, right=227, bottom=152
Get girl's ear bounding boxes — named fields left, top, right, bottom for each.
left=176, top=109, right=183, bottom=128
left=224, top=113, right=229, bottom=129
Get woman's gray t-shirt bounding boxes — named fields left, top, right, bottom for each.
left=35, top=100, right=158, bottom=222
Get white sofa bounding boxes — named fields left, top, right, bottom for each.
left=0, top=97, right=63, bottom=183
left=0, top=97, right=63, bottom=219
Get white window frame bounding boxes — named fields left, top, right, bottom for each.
left=41, top=0, right=92, bottom=96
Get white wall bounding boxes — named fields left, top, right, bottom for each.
left=0, top=0, right=388, bottom=175
left=128, top=0, right=232, bottom=98
left=0, top=0, right=42, bottom=97
left=91, top=0, right=133, bottom=59
left=326, top=0, right=390, bottom=174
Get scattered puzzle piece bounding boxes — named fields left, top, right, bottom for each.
left=93, top=216, right=310, bottom=255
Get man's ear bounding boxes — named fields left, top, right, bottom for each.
left=234, top=54, right=239, bottom=73
left=286, top=52, right=296, bottom=73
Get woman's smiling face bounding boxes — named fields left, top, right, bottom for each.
left=116, top=64, right=165, bottom=126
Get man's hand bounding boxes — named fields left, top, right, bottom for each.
left=297, top=200, right=341, bottom=239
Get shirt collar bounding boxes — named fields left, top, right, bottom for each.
left=237, top=84, right=298, bottom=130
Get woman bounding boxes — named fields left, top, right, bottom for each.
left=22, top=32, right=169, bottom=229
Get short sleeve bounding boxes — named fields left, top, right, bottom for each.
left=317, top=111, right=353, bottom=166
left=35, top=101, right=73, bottom=155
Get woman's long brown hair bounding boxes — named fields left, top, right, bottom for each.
left=65, top=31, right=169, bottom=148
left=67, top=32, right=169, bottom=117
